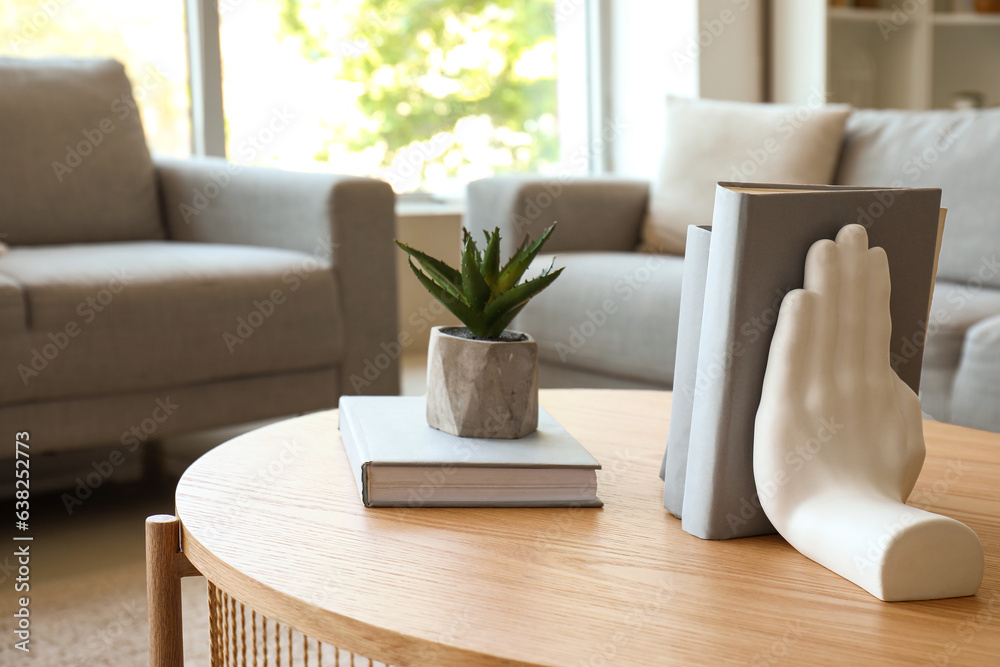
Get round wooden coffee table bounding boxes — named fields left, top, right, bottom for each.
left=172, top=389, right=1000, bottom=666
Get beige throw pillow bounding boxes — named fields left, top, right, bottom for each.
left=640, top=96, right=851, bottom=255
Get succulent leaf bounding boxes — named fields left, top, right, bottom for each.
left=482, top=228, right=501, bottom=292
left=394, top=241, right=463, bottom=299
left=395, top=223, right=561, bottom=339
left=483, top=266, right=564, bottom=327
left=485, top=301, right=529, bottom=339
left=407, top=259, right=487, bottom=335
left=461, top=234, right=491, bottom=311
left=497, top=223, right=557, bottom=293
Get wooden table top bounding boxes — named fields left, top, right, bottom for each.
left=175, top=389, right=1000, bottom=666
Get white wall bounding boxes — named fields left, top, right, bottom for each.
left=608, top=1, right=697, bottom=178
left=771, top=0, right=827, bottom=105
left=554, top=2, right=592, bottom=177
left=607, top=0, right=764, bottom=180
left=697, top=0, right=764, bottom=102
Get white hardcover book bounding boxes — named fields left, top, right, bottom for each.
left=660, top=224, right=712, bottom=517
left=338, top=396, right=603, bottom=508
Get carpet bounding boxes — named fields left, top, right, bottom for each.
left=0, top=559, right=209, bottom=666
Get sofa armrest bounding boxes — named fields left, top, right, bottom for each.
left=465, top=176, right=650, bottom=256
left=156, top=156, right=399, bottom=396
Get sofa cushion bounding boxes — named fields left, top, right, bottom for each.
left=514, top=252, right=685, bottom=385
left=0, top=57, right=163, bottom=245
left=950, top=315, right=1000, bottom=433
left=4, top=368, right=341, bottom=456
left=0, top=242, right=343, bottom=404
left=921, top=281, right=1000, bottom=420
left=640, top=96, right=850, bottom=255
left=835, top=107, right=1000, bottom=289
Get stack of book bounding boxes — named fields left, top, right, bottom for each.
left=338, top=396, right=603, bottom=508
left=661, top=183, right=945, bottom=540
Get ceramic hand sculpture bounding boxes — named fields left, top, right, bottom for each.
left=754, top=224, right=984, bottom=601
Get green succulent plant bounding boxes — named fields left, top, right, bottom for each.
left=396, top=224, right=564, bottom=339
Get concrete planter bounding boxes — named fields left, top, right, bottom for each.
left=426, top=326, right=539, bottom=439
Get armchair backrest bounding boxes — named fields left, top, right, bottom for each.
left=0, top=57, right=163, bottom=245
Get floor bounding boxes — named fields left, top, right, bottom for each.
left=2, top=354, right=427, bottom=666
left=1, top=474, right=211, bottom=666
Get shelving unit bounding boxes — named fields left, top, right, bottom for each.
left=933, top=11, right=1000, bottom=25
left=772, top=1, right=1000, bottom=109
left=827, top=7, right=895, bottom=22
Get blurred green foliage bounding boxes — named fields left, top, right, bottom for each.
left=279, top=0, right=558, bottom=189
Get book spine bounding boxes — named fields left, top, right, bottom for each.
left=661, top=225, right=713, bottom=519
left=337, top=398, right=373, bottom=506
left=682, top=189, right=775, bottom=540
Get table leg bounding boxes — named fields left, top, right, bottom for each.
left=147, top=514, right=196, bottom=667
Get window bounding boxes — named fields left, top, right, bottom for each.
left=2, top=0, right=591, bottom=191
left=219, top=0, right=566, bottom=194
left=0, top=0, right=192, bottom=157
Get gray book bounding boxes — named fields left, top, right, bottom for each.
left=677, top=183, right=943, bottom=540
left=660, top=225, right=712, bottom=521
left=338, top=396, right=603, bottom=508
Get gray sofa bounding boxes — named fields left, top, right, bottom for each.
left=0, top=58, right=399, bottom=461
left=466, top=107, right=1000, bottom=433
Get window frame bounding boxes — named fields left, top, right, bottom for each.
left=186, top=0, right=226, bottom=157
left=186, top=0, right=610, bottom=180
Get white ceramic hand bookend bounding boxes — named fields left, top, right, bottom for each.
left=754, top=224, right=984, bottom=601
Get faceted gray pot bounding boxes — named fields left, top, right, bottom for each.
left=426, top=325, right=539, bottom=439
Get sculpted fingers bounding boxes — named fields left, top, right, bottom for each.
left=761, top=289, right=815, bottom=405
left=803, top=238, right=839, bottom=382
left=865, top=247, right=893, bottom=381
left=835, top=225, right=870, bottom=381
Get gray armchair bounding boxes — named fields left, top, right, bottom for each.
left=0, top=57, right=398, bottom=461
left=465, top=176, right=687, bottom=389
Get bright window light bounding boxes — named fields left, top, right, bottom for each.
left=0, top=0, right=192, bottom=158
left=219, top=0, right=562, bottom=195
